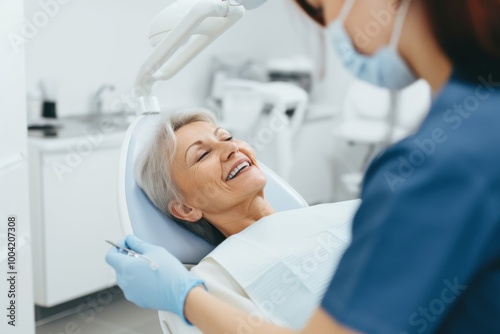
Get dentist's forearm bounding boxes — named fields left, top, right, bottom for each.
left=184, top=286, right=294, bottom=334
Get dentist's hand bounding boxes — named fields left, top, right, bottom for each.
left=105, top=235, right=205, bottom=323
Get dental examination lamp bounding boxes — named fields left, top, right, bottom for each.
left=135, top=0, right=268, bottom=114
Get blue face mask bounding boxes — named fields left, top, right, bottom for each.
left=328, top=0, right=417, bottom=90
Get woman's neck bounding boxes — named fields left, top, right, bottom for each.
left=206, top=193, right=275, bottom=237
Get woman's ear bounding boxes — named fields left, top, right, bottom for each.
left=168, top=201, right=203, bottom=222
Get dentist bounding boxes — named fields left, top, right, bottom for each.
left=106, top=0, right=500, bottom=333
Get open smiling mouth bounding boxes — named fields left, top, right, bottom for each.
left=226, top=161, right=251, bottom=181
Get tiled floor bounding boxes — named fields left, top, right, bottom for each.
left=36, top=292, right=163, bottom=334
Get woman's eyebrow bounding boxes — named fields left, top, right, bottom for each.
left=185, top=140, right=203, bottom=160
left=185, top=127, right=223, bottom=160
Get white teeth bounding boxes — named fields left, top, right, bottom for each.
left=227, top=161, right=250, bottom=181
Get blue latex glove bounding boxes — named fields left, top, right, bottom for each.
left=105, top=234, right=205, bottom=323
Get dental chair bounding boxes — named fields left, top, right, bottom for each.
left=117, top=112, right=308, bottom=264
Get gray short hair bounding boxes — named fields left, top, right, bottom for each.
left=135, top=108, right=226, bottom=246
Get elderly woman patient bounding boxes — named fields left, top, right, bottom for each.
left=135, top=109, right=357, bottom=333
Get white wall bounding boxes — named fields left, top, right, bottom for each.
left=25, top=0, right=171, bottom=115
left=1, top=0, right=36, bottom=332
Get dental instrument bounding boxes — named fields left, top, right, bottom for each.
left=105, top=239, right=160, bottom=270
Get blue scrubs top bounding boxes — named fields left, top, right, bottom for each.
left=321, top=70, right=500, bottom=334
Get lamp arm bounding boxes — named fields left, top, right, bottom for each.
left=135, top=0, right=244, bottom=114
left=154, top=6, right=243, bottom=81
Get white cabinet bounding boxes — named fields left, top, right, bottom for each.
left=29, top=133, right=125, bottom=307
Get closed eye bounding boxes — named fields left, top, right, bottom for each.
left=196, top=136, right=232, bottom=163
left=197, top=151, right=211, bottom=162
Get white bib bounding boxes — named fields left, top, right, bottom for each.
left=203, top=200, right=360, bottom=329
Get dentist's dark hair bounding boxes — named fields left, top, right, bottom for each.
left=422, top=0, right=500, bottom=82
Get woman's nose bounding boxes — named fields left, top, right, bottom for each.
left=219, top=141, right=239, bottom=161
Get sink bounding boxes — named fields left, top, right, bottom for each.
left=28, top=112, right=137, bottom=138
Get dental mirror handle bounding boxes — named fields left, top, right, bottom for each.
left=105, top=240, right=159, bottom=270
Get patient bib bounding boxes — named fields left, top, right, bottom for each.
left=203, top=200, right=360, bottom=329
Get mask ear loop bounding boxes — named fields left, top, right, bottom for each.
left=386, top=0, right=413, bottom=146
left=390, top=0, right=412, bottom=49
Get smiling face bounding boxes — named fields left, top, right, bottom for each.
left=168, top=121, right=267, bottom=223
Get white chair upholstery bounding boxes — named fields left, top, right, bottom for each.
left=117, top=113, right=308, bottom=264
